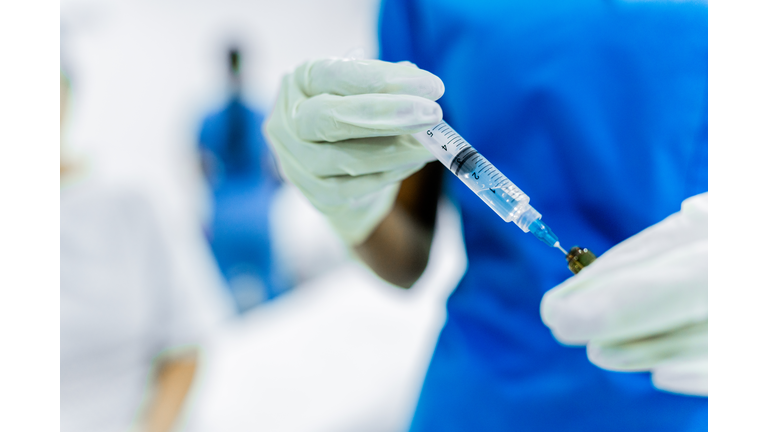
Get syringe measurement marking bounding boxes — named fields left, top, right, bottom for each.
left=461, top=152, right=513, bottom=194
left=475, top=162, right=491, bottom=177
left=431, top=127, right=521, bottom=197
left=416, top=120, right=565, bottom=249
left=427, top=124, right=483, bottom=174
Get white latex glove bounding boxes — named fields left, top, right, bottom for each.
left=264, top=58, right=444, bottom=244
left=541, top=192, right=708, bottom=396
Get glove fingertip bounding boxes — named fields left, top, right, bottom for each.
left=427, top=75, right=446, bottom=101
left=540, top=280, right=583, bottom=327
left=540, top=295, right=573, bottom=340
left=652, top=364, right=708, bottom=397
left=540, top=290, right=558, bottom=327
left=549, top=327, right=589, bottom=347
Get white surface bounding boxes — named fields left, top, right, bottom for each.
left=269, top=184, right=351, bottom=286
left=184, top=200, right=467, bottom=432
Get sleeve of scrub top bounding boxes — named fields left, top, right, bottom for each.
left=379, top=0, right=418, bottom=63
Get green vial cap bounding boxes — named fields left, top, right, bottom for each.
left=566, top=246, right=597, bottom=275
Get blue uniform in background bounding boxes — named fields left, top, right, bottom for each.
left=199, top=97, right=285, bottom=312
left=379, top=0, right=708, bottom=430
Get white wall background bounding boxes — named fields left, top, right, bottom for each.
left=61, top=0, right=381, bottom=227
left=60, top=1, right=467, bottom=430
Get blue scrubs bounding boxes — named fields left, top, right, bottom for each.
left=199, top=98, right=285, bottom=312
left=379, top=0, right=708, bottom=430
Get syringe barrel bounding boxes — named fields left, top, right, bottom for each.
left=412, top=121, right=540, bottom=232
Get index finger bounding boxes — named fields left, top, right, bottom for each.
left=295, top=58, right=445, bottom=100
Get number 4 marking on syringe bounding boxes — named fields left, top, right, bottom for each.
left=426, top=129, right=449, bottom=151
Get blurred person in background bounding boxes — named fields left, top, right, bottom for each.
left=264, top=0, right=707, bottom=430
left=61, top=69, right=229, bottom=432
left=198, top=46, right=287, bottom=313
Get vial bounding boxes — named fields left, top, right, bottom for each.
left=565, top=246, right=597, bottom=274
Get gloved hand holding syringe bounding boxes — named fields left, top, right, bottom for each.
left=264, top=57, right=705, bottom=396
left=264, top=57, right=589, bottom=272
left=412, top=121, right=567, bottom=254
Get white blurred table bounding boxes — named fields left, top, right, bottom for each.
left=184, top=201, right=466, bottom=432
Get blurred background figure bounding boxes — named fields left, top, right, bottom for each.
left=197, top=45, right=286, bottom=313
left=60, top=69, right=231, bottom=432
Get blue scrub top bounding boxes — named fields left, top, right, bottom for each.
left=379, top=0, right=708, bottom=430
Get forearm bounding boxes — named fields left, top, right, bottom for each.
left=354, top=161, right=443, bottom=288
left=142, top=352, right=198, bottom=432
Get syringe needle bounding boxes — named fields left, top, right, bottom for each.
left=554, top=242, right=567, bottom=255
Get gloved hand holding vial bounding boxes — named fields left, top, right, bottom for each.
left=541, top=192, right=708, bottom=396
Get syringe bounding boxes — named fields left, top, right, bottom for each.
left=412, top=120, right=566, bottom=254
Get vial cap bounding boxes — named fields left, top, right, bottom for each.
left=566, top=246, right=597, bottom=274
